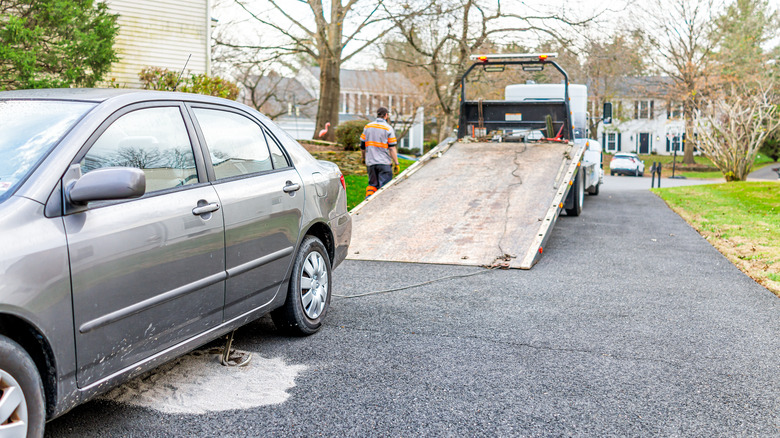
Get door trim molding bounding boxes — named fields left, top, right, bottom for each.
left=225, top=246, right=294, bottom=278
left=78, top=271, right=227, bottom=334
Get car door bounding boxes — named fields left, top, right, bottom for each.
left=189, top=106, right=303, bottom=321
left=64, top=104, right=226, bottom=387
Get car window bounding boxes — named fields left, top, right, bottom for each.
left=81, top=107, right=198, bottom=193
left=259, top=113, right=315, bottom=167
left=193, top=108, right=274, bottom=179
left=267, top=137, right=290, bottom=169
left=0, top=100, right=95, bottom=200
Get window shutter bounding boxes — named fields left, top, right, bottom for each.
left=617, top=133, right=622, bottom=151
left=602, top=133, right=606, bottom=150
left=682, top=133, right=686, bottom=152
left=650, top=100, right=654, bottom=119
left=634, top=101, right=638, bottom=119
left=666, top=137, right=670, bottom=152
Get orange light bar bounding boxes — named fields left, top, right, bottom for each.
left=539, top=54, right=548, bottom=61
left=477, top=56, right=488, bottom=63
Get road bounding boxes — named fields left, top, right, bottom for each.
left=45, top=178, right=780, bottom=437
left=748, top=162, right=779, bottom=181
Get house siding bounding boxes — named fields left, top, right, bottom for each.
left=105, top=0, right=210, bottom=88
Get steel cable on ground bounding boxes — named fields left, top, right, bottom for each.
left=332, top=269, right=496, bottom=299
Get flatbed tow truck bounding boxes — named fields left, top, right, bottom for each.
left=347, top=53, right=601, bottom=269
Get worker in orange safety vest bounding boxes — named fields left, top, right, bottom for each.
left=360, top=107, right=400, bottom=198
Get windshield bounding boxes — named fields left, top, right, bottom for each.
left=0, top=100, right=95, bottom=199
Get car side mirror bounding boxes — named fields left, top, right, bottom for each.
left=67, top=167, right=146, bottom=204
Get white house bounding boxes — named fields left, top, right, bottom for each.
left=279, top=68, right=425, bottom=152
left=104, top=0, right=212, bottom=87
left=593, top=77, right=690, bottom=156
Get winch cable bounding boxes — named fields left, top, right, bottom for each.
left=333, top=269, right=496, bottom=299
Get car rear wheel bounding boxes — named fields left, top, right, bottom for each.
left=272, top=236, right=332, bottom=336
left=634, top=168, right=640, bottom=177
left=0, top=335, right=45, bottom=438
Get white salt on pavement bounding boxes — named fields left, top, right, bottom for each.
left=100, top=349, right=307, bottom=414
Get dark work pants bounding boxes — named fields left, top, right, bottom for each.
left=366, top=164, right=393, bottom=197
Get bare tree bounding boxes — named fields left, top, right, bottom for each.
left=231, top=0, right=403, bottom=142
left=696, top=83, right=780, bottom=181
left=211, top=11, right=313, bottom=120
left=641, top=0, right=718, bottom=164
left=581, top=31, right=648, bottom=139
left=383, top=0, right=593, bottom=142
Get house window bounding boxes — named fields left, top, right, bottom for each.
left=666, top=134, right=683, bottom=152
left=634, top=100, right=654, bottom=119
left=606, top=133, right=618, bottom=152
left=667, top=101, right=683, bottom=119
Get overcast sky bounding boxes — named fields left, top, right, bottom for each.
left=212, top=0, right=775, bottom=72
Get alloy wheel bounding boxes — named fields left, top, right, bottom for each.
left=0, top=369, right=28, bottom=438
left=299, top=251, right=328, bottom=320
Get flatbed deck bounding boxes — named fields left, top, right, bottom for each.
left=347, top=140, right=584, bottom=269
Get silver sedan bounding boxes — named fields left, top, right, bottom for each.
left=0, top=89, right=350, bottom=436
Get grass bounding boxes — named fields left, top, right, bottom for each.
left=652, top=181, right=780, bottom=296
left=679, top=170, right=724, bottom=179
left=344, top=158, right=414, bottom=210
left=308, top=149, right=415, bottom=210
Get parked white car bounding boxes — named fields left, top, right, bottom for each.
left=610, top=153, right=645, bottom=177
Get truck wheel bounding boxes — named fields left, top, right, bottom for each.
left=587, top=182, right=600, bottom=196
left=566, top=170, right=584, bottom=216
left=272, top=236, right=332, bottom=336
left=0, top=335, right=45, bottom=438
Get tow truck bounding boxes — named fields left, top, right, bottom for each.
left=347, top=53, right=602, bottom=269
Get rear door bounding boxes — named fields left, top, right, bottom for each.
left=189, top=105, right=304, bottom=321
left=65, top=103, right=226, bottom=386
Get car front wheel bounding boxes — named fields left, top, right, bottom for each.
left=0, top=335, right=45, bottom=438
left=272, top=236, right=332, bottom=336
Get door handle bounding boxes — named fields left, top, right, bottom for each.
left=283, top=182, right=301, bottom=193
left=192, top=202, right=220, bottom=216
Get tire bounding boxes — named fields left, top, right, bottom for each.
left=0, top=335, right=45, bottom=438
left=587, top=182, right=600, bottom=196
left=610, top=171, right=615, bottom=176
left=272, top=236, right=332, bottom=336
left=565, top=169, right=584, bottom=216
left=634, top=168, right=640, bottom=177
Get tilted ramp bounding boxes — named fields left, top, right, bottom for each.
left=347, top=140, right=585, bottom=269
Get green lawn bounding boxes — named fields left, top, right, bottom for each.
left=344, top=158, right=414, bottom=210
left=652, top=181, right=780, bottom=296
left=604, top=153, right=774, bottom=180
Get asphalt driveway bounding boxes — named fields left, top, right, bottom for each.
left=45, top=181, right=780, bottom=437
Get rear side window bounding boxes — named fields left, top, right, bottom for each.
left=268, top=139, right=290, bottom=169
left=193, top=108, right=274, bottom=179
left=81, top=107, right=198, bottom=193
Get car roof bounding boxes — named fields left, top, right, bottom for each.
left=0, top=88, right=234, bottom=106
